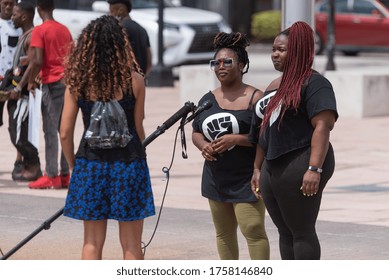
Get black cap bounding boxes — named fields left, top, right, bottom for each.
left=107, top=0, right=132, bottom=11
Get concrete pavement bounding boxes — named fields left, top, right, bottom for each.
left=1, top=51, right=389, bottom=260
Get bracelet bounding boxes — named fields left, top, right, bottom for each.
left=308, top=165, right=323, bottom=173
left=14, top=86, right=21, bottom=93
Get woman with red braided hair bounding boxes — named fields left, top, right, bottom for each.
left=250, top=21, right=338, bottom=259
left=60, top=15, right=155, bottom=260
left=192, top=32, right=269, bottom=260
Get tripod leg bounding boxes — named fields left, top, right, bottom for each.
left=0, top=208, right=64, bottom=260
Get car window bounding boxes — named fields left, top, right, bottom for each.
left=352, top=0, right=379, bottom=14
left=318, top=0, right=350, bottom=13
left=335, top=0, right=351, bottom=13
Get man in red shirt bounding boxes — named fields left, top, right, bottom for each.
left=27, top=0, right=73, bottom=189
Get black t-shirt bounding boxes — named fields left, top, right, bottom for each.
left=192, top=91, right=258, bottom=203
left=75, top=93, right=146, bottom=163
left=122, top=18, right=150, bottom=75
left=249, top=71, right=338, bottom=160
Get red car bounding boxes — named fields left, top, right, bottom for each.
left=315, top=0, right=389, bottom=55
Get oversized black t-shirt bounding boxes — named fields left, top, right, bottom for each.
left=192, top=91, right=257, bottom=203
left=122, top=18, right=150, bottom=75
left=249, top=72, right=338, bottom=160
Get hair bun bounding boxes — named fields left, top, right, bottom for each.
left=213, top=32, right=250, bottom=50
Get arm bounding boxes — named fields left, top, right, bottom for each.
left=59, top=86, right=78, bottom=172
left=8, top=37, right=34, bottom=100
left=27, top=47, right=43, bottom=91
left=12, top=36, right=33, bottom=93
left=301, top=110, right=336, bottom=196
left=132, top=71, right=146, bottom=141
left=192, top=130, right=217, bottom=161
left=251, top=145, right=265, bottom=199
left=145, top=47, right=152, bottom=76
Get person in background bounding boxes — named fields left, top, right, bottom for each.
left=108, top=0, right=152, bottom=76
left=250, top=21, right=338, bottom=260
left=6, top=1, right=42, bottom=181
left=0, top=0, right=21, bottom=80
left=191, top=32, right=269, bottom=260
left=0, top=0, right=22, bottom=180
left=27, top=0, right=73, bottom=189
left=60, top=15, right=155, bottom=260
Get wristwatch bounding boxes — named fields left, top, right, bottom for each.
left=308, top=165, right=323, bottom=173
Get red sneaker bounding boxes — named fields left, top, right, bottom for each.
left=60, top=174, right=70, bottom=189
left=28, top=175, right=61, bottom=189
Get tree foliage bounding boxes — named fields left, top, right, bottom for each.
left=251, top=10, right=281, bottom=41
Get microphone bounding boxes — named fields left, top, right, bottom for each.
left=162, top=101, right=195, bottom=129
left=183, top=100, right=213, bottom=125
left=143, top=101, right=195, bottom=147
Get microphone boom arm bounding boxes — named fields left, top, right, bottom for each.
left=143, top=101, right=194, bottom=147
left=0, top=100, right=213, bottom=260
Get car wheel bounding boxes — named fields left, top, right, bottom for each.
left=315, top=32, right=324, bottom=55
left=342, top=51, right=359, bottom=56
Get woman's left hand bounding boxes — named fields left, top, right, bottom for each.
left=251, top=168, right=262, bottom=199
left=300, top=170, right=320, bottom=196
left=211, top=135, right=234, bottom=154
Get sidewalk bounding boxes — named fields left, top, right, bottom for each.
left=1, top=53, right=389, bottom=259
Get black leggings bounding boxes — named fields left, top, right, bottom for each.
left=260, top=144, right=335, bottom=260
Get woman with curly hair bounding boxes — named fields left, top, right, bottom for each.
left=250, top=21, right=338, bottom=259
left=191, top=32, right=270, bottom=259
left=60, top=15, right=155, bottom=260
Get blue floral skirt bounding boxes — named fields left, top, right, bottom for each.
left=63, top=157, right=155, bottom=222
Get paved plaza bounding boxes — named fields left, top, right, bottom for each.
left=1, top=50, right=389, bottom=260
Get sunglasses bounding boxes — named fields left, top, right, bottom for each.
left=209, top=58, right=234, bottom=71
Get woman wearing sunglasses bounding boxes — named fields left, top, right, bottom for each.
left=191, top=32, right=269, bottom=260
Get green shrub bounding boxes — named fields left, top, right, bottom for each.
left=251, top=10, right=281, bottom=42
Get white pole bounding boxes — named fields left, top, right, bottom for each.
left=281, top=0, right=315, bottom=30
left=281, top=0, right=316, bottom=67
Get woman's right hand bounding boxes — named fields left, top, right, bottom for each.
left=251, top=168, right=262, bottom=199
left=192, top=131, right=218, bottom=161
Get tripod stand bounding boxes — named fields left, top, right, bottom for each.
left=1, top=101, right=205, bottom=260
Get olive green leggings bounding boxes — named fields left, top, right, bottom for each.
left=208, top=199, right=270, bottom=260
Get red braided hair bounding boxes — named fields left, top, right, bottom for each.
left=261, top=21, right=315, bottom=132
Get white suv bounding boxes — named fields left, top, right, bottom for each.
left=36, top=0, right=231, bottom=66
